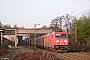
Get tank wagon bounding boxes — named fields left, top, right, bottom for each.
left=32, top=32, right=69, bottom=52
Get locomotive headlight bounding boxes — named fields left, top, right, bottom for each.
left=64, top=40, right=68, bottom=42
left=56, top=40, right=59, bottom=42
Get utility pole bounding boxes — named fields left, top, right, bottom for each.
left=1, top=32, right=3, bottom=45
left=75, top=23, right=77, bottom=43
left=0, top=28, right=4, bottom=45
left=29, top=33, right=30, bottom=46
left=74, top=23, right=78, bottom=50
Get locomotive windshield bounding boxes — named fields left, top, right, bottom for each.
left=55, top=34, right=66, bottom=38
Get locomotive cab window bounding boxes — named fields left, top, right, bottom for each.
left=56, top=34, right=66, bottom=38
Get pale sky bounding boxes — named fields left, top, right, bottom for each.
left=0, top=0, right=90, bottom=28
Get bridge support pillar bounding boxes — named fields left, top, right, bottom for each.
left=15, top=29, right=18, bottom=47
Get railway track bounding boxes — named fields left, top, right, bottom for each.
left=26, top=46, right=90, bottom=60
left=53, top=52, right=90, bottom=60
left=31, top=46, right=90, bottom=60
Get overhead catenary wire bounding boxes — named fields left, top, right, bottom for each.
left=70, top=0, right=89, bottom=15
left=57, top=0, right=90, bottom=17
left=58, top=0, right=79, bottom=14
left=74, top=8, right=90, bottom=17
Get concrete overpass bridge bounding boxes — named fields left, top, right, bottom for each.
left=3, top=28, right=52, bottom=46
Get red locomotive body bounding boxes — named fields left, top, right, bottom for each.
left=36, top=32, right=69, bottom=52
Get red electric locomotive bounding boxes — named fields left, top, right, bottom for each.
left=36, top=31, right=69, bottom=52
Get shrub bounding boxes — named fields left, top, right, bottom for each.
left=0, top=47, right=8, bottom=56
left=12, top=50, right=55, bottom=60
left=2, top=40, right=14, bottom=48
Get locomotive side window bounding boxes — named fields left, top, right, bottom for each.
left=56, top=34, right=66, bottom=38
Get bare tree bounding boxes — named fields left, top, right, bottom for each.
left=57, top=16, right=64, bottom=31
left=41, top=25, right=47, bottom=29
left=0, top=21, right=3, bottom=28
left=50, top=19, right=58, bottom=31
left=63, top=14, right=75, bottom=33
left=13, top=24, right=18, bottom=29
left=0, top=21, right=12, bottom=29
left=49, top=14, right=75, bottom=32
left=21, top=26, right=24, bottom=29
left=49, top=16, right=64, bottom=31
left=3, top=24, right=11, bottom=29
